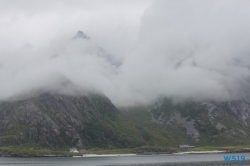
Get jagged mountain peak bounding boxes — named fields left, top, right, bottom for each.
left=72, top=31, right=90, bottom=40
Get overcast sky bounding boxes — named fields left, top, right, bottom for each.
left=1, top=0, right=250, bottom=106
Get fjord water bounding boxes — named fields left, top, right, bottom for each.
left=1, top=153, right=250, bottom=166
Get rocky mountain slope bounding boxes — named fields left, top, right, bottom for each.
left=0, top=92, right=120, bottom=149
left=0, top=91, right=176, bottom=150
left=148, top=98, right=250, bottom=146
left=1, top=92, right=250, bottom=150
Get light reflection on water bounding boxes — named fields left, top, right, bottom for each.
left=0, top=153, right=250, bottom=166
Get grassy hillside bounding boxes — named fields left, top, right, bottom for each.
left=105, top=106, right=194, bottom=148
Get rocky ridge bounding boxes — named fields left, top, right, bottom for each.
left=0, top=92, right=118, bottom=149
left=148, top=98, right=250, bottom=145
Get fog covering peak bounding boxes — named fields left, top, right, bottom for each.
left=72, top=31, right=90, bottom=40
left=1, top=0, right=250, bottom=107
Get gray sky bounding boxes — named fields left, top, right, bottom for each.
left=1, top=0, right=250, bottom=106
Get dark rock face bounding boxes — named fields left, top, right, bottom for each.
left=0, top=92, right=118, bottom=148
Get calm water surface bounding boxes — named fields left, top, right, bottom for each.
left=1, top=153, right=250, bottom=166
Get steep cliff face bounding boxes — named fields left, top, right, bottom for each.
left=148, top=98, right=250, bottom=146
left=0, top=92, right=118, bottom=149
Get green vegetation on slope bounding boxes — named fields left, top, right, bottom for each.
left=1, top=94, right=250, bottom=154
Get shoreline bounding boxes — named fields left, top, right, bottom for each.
left=73, top=150, right=246, bottom=157
left=79, top=154, right=137, bottom=157
left=172, top=150, right=226, bottom=155
left=1, top=149, right=250, bottom=157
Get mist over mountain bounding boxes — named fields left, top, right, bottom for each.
left=2, top=1, right=250, bottom=154
left=0, top=0, right=250, bottom=106
left=72, top=31, right=90, bottom=40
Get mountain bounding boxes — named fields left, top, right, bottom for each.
left=1, top=92, right=250, bottom=151
left=147, top=98, right=250, bottom=146
left=0, top=92, right=119, bottom=149
left=1, top=31, right=250, bottom=152
left=0, top=92, right=182, bottom=151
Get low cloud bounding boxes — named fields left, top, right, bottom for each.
left=1, top=0, right=250, bottom=106
left=114, top=0, right=250, bottom=105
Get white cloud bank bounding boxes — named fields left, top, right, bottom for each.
left=1, top=0, right=250, bottom=106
